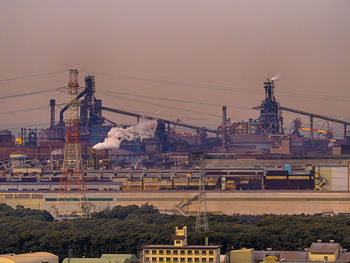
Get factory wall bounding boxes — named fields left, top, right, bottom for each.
left=315, top=165, right=350, bottom=191
left=3, top=191, right=350, bottom=216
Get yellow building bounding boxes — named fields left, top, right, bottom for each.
left=308, top=241, right=342, bottom=262
left=229, top=248, right=253, bottom=263
left=142, top=226, right=220, bottom=263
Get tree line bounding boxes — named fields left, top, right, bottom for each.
left=1, top=203, right=350, bottom=261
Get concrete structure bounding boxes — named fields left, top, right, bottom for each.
left=9, top=154, right=42, bottom=174
left=142, top=226, right=220, bottom=263
left=4, top=190, right=350, bottom=216
left=62, top=254, right=136, bottom=263
left=0, top=252, right=58, bottom=263
left=315, top=165, right=350, bottom=191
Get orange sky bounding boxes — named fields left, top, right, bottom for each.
left=0, top=0, right=349, bottom=136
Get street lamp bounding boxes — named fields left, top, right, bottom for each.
left=304, top=248, right=309, bottom=263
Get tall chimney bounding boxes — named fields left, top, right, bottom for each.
left=221, top=106, right=227, bottom=152
left=50, top=99, right=56, bottom=127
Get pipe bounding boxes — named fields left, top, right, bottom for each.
left=344, top=124, right=347, bottom=140
left=59, top=89, right=87, bottom=124
left=101, top=106, right=217, bottom=134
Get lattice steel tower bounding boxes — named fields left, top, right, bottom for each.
left=195, top=155, right=209, bottom=232
left=63, top=69, right=82, bottom=170
left=55, top=69, right=91, bottom=219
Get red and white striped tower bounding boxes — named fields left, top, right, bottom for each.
left=55, top=69, right=90, bottom=219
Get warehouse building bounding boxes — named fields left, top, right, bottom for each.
left=62, top=254, right=137, bottom=263
left=0, top=252, right=58, bottom=263
left=229, top=240, right=350, bottom=262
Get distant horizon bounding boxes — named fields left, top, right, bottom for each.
left=1, top=0, right=349, bottom=137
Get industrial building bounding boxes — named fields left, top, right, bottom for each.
left=230, top=240, right=350, bottom=262
left=62, top=254, right=137, bottom=263
left=2, top=71, right=350, bottom=217
left=142, top=226, right=221, bottom=263
left=1, top=72, right=350, bottom=162
left=0, top=252, right=58, bottom=263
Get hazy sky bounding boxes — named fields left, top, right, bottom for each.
left=1, top=0, right=350, bottom=136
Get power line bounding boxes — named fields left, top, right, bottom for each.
left=0, top=106, right=49, bottom=116
left=82, top=70, right=350, bottom=103
left=98, top=92, right=221, bottom=119
left=123, top=108, right=215, bottom=123
left=0, top=70, right=66, bottom=82
left=87, top=70, right=350, bottom=104
left=81, top=70, right=260, bottom=94
left=0, top=88, right=57, bottom=100
left=100, top=89, right=251, bottom=110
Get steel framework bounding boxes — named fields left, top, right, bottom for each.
left=195, top=155, right=209, bottom=232
left=55, top=69, right=91, bottom=219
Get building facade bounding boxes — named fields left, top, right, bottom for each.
left=142, top=226, right=220, bottom=263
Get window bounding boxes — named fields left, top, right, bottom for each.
left=152, top=258, right=157, bottom=262
left=176, top=240, right=181, bottom=244
left=180, top=250, right=185, bottom=255
left=202, top=258, right=206, bottom=262
left=174, top=250, right=178, bottom=255
left=174, top=258, right=178, bottom=262
left=159, top=258, right=164, bottom=262
left=145, top=257, right=150, bottom=262
left=195, top=251, right=199, bottom=255
left=188, top=258, right=192, bottom=262
left=166, top=250, right=171, bottom=255
left=145, top=250, right=150, bottom=254
left=209, top=258, right=214, bottom=262
left=159, top=250, right=164, bottom=255
left=166, top=258, right=171, bottom=262
left=209, top=251, right=214, bottom=255
left=202, top=251, right=207, bottom=255
left=152, top=250, right=157, bottom=254
left=195, top=258, right=199, bottom=262
left=188, top=250, right=193, bottom=255
left=181, top=258, right=185, bottom=262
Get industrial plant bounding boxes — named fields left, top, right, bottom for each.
left=1, top=69, right=350, bottom=218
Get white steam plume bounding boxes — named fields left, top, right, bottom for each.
left=271, top=73, right=280, bottom=81
left=93, top=121, right=157, bottom=150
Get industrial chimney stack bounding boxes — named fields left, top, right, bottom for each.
left=221, top=106, right=228, bottom=152
left=49, top=99, right=56, bottom=127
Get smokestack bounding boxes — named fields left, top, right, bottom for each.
left=222, top=106, right=227, bottom=126
left=221, top=106, right=227, bottom=152
left=50, top=99, right=56, bottom=127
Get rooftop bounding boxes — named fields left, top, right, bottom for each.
left=143, top=245, right=221, bottom=249
left=310, top=242, right=341, bottom=254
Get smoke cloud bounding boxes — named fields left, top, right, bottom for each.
left=271, top=73, right=281, bottom=81
left=93, top=121, right=157, bottom=150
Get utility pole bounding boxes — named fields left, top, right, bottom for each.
left=195, top=154, right=209, bottom=232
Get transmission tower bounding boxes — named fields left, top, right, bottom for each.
left=55, top=69, right=91, bottom=219
left=195, top=154, right=209, bottom=232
